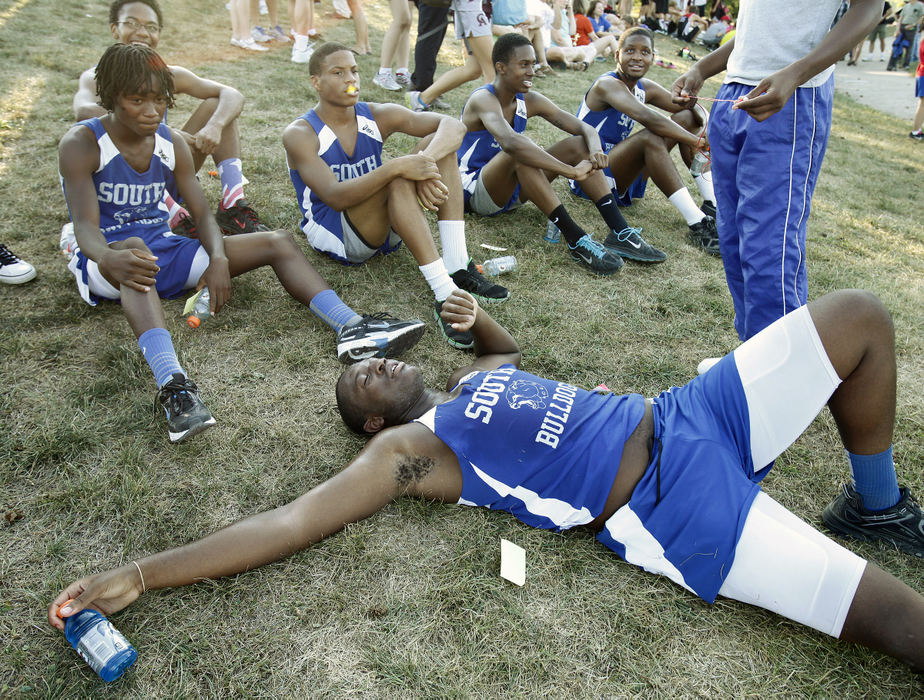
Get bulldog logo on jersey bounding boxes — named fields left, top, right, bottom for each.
left=506, top=380, right=549, bottom=410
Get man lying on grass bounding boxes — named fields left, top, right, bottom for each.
left=458, top=32, right=666, bottom=276
left=59, top=43, right=425, bottom=442
left=569, top=27, right=721, bottom=255
left=50, top=286, right=924, bottom=671
left=283, top=42, right=509, bottom=352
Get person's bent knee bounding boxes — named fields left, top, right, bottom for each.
left=117, top=236, right=153, bottom=254
left=829, top=289, right=892, bottom=332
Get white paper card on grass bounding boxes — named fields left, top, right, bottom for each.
left=500, top=539, right=525, bottom=586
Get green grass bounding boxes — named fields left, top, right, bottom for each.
left=1, top=0, right=923, bottom=696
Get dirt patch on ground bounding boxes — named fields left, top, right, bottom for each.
left=833, top=56, right=917, bottom=122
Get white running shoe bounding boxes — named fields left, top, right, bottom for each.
left=291, top=42, right=313, bottom=63
left=395, top=70, right=412, bottom=87
left=271, top=25, right=291, bottom=42
left=407, top=90, right=429, bottom=112
left=0, top=243, right=36, bottom=284
left=231, top=37, right=269, bottom=51
left=373, top=71, right=402, bottom=91
left=59, top=221, right=77, bottom=261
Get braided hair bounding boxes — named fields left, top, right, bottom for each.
left=95, top=43, right=175, bottom=111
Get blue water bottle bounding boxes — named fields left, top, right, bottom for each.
left=60, top=601, right=137, bottom=682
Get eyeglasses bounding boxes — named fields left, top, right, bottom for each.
left=119, top=18, right=161, bottom=34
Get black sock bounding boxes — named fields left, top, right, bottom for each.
left=548, top=205, right=585, bottom=246
left=594, top=193, right=630, bottom=233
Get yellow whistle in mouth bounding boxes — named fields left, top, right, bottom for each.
left=346, top=86, right=358, bottom=95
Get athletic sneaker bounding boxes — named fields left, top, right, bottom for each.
left=251, top=26, right=273, bottom=42
left=373, top=71, right=402, bottom=91
left=271, top=25, right=291, bottom=41
left=700, top=200, right=717, bottom=219
left=59, top=221, right=78, bottom=261
left=395, top=70, right=412, bottom=87
left=822, top=483, right=924, bottom=558
left=231, top=37, right=269, bottom=51
left=450, top=260, right=510, bottom=304
left=909, top=131, right=923, bottom=141
left=0, top=243, right=36, bottom=284
left=215, top=201, right=268, bottom=236
left=603, top=227, right=667, bottom=263
left=568, top=234, right=623, bottom=275
left=157, top=373, right=216, bottom=443
left=336, top=314, right=426, bottom=363
left=291, top=42, right=313, bottom=63
left=408, top=91, right=430, bottom=112
left=434, top=300, right=475, bottom=349
left=171, top=215, right=198, bottom=239
left=688, top=216, right=721, bottom=256
left=430, top=96, right=451, bottom=110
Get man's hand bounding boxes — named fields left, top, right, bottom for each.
left=589, top=149, right=608, bottom=170
left=439, top=289, right=479, bottom=332
left=732, top=66, right=801, bottom=122
left=192, top=123, right=223, bottom=156
left=47, top=565, right=143, bottom=632
left=671, top=67, right=704, bottom=107
left=198, top=255, right=232, bottom=314
left=416, top=178, right=449, bottom=211
left=395, top=153, right=441, bottom=181
left=571, top=159, right=595, bottom=181
left=99, top=248, right=160, bottom=293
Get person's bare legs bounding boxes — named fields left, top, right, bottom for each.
left=420, top=34, right=494, bottom=105
left=347, top=0, right=370, bottom=54
left=801, top=290, right=923, bottom=671
left=912, top=97, right=924, bottom=134
left=379, top=0, right=412, bottom=71
left=229, top=0, right=250, bottom=43
left=100, top=238, right=169, bottom=338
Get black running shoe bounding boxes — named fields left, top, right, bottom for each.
left=450, top=260, right=510, bottom=304
left=157, top=373, right=216, bottom=443
left=822, top=483, right=924, bottom=558
left=567, top=234, right=623, bottom=275
left=171, top=215, right=198, bottom=238
left=336, top=313, right=426, bottom=364
left=688, top=216, right=721, bottom=257
left=701, top=200, right=717, bottom=219
left=434, top=300, right=474, bottom=349
left=603, top=227, right=667, bottom=263
left=215, top=200, right=269, bottom=236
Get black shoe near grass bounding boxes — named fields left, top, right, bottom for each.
left=216, top=200, right=269, bottom=236
left=157, top=373, right=216, bottom=443
left=451, top=260, right=510, bottom=304
left=171, top=215, right=198, bottom=238
left=434, top=300, right=474, bottom=349
left=336, top=314, right=426, bottom=364
left=701, top=200, right=717, bottom=219
left=688, top=216, right=721, bottom=257
left=603, top=227, right=667, bottom=263
left=567, top=234, right=623, bottom=275
left=822, top=483, right=924, bottom=558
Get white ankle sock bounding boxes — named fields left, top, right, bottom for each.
left=438, top=220, right=469, bottom=273
left=294, top=34, right=309, bottom=50
left=668, top=188, right=705, bottom=225
left=419, top=259, right=457, bottom=301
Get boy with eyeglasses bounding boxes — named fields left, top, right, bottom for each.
left=71, top=0, right=268, bottom=238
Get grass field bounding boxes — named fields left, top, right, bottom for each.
left=1, top=0, right=922, bottom=696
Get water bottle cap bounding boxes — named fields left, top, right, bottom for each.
left=187, top=315, right=201, bottom=328
left=57, top=598, right=77, bottom=619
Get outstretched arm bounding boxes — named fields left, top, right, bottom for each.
left=73, top=68, right=107, bottom=121
left=48, top=425, right=446, bottom=630
left=170, top=66, right=245, bottom=156
left=529, top=92, right=607, bottom=170
left=670, top=37, right=735, bottom=106
left=443, top=290, right=521, bottom=387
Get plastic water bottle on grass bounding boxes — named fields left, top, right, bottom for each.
left=544, top=221, right=561, bottom=243
left=482, top=256, right=517, bottom=276
left=690, top=151, right=709, bottom=177
left=186, top=288, right=210, bottom=328
left=59, top=601, right=137, bottom=682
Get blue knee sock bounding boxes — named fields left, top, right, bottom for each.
left=309, top=289, right=362, bottom=333
left=848, top=446, right=900, bottom=511
left=138, top=328, right=185, bottom=388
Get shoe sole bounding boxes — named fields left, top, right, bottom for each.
left=688, top=237, right=721, bottom=257
left=821, top=507, right=924, bottom=558
left=337, top=322, right=427, bottom=363
left=604, top=245, right=667, bottom=264
left=169, top=416, right=217, bottom=443
left=0, top=268, right=37, bottom=284
left=470, top=292, right=510, bottom=304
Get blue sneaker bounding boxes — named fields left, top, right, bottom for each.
left=568, top=234, right=623, bottom=275
left=603, top=227, right=667, bottom=263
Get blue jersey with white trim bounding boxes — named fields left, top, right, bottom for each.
left=63, top=118, right=175, bottom=241
left=289, top=103, right=390, bottom=263
left=458, top=85, right=527, bottom=201
left=570, top=75, right=648, bottom=202
left=415, top=364, right=646, bottom=531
